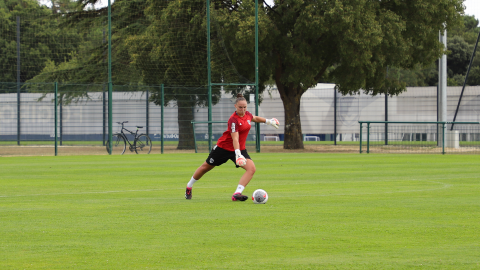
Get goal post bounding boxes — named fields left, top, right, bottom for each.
left=359, top=121, right=480, bottom=154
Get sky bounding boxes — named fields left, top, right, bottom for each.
left=463, top=0, right=480, bottom=20
left=38, top=0, right=479, bottom=22
left=95, top=0, right=480, bottom=21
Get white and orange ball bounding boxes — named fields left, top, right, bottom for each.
left=252, top=189, right=268, bottom=204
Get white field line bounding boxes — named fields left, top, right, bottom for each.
left=0, top=177, right=463, bottom=199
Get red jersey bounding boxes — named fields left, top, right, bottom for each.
left=216, top=111, right=253, bottom=151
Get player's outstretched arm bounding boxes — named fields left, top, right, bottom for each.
left=252, top=116, right=280, bottom=129
left=265, top=118, right=280, bottom=129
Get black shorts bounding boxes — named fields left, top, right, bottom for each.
left=206, top=145, right=251, bottom=168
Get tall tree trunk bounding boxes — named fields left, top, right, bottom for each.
left=177, top=98, right=195, bottom=150
left=277, top=84, right=304, bottom=149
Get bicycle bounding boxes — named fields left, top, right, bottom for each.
left=106, top=121, right=152, bottom=154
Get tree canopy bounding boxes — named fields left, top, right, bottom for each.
left=389, top=14, right=480, bottom=87
left=3, top=0, right=468, bottom=149
left=0, top=0, right=81, bottom=84
left=218, top=0, right=464, bottom=148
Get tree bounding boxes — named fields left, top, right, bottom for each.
left=124, top=0, right=211, bottom=149
left=445, top=15, right=480, bottom=86
left=447, top=36, right=471, bottom=78
left=449, top=15, right=480, bottom=44
left=31, top=0, right=250, bottom=150
left=218, top=0, right=464, bottom=149
left=467, top=66, right=480, bottom=85
left=55, top=0, right=76, bottom=13
left=24, top=0, right=110, bottom=103
left=387, top=64, right=436, bottom=87
left=0, top=0, right=80, bottom=84
left=125, top=0, right=260, bottom=149
left=31, top=0, right=141, bottom=86
left=379, top=15, right=480, bottom=88
left=21, top=0, right=466, bottom=150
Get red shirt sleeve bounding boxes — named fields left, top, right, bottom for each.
left=227, top=116, right=239, bottom=133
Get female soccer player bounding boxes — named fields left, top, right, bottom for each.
left=185, top=93, right=280, bottom=201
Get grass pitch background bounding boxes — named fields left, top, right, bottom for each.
left=1, top=153, right=479, bottom=269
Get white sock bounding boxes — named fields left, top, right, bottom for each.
left=187, top=177, right=198, bottom=188
left=235, top=185, right=245, bottom=194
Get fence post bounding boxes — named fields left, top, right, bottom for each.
left=442, top=122, right=445, bottom=155
left=436, top=85, right=439, bottom=144
left=16, top=16, right=21, bottom=146
left=107, top=82, right=112, bottom=155
left=385, top=91, right=388, bottom=145
left=367, top=122, right=370, bottom=154
left=103, top=87, right=106, bottom=146
left=55, top=82, right=58, bottom=156
left=102, top=22, right=106, bottom=147
left=334, top=86, right=337, bottom=145
left=359, top=122, right=362, bottom=153
left=255, top=0, right=260, bottom=153
left=192, top=122, right=198, bottom=153
left=146, top=89, right=149, bottom=137
left=59, top=93, right=63, bottom=146
left=161, top=84, right=164, bottom=154
left=107, top=0, right=112, bottom=155
left=206, top=0, right=213, bottom=152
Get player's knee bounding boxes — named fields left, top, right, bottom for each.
left=206, top=165, right=214, bottom=172
left=248, top=163, right=256, bottom=174
left=200, top=163, right=214, bottom=172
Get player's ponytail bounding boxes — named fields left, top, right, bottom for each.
left=235, top=93, right=246, bottom=104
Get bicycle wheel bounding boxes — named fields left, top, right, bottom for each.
left=106, top=133, right=126, bottom=155
left=134, top=134, right=152, bottom=154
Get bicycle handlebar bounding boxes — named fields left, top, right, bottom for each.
left=115, top=121, right=143, bottom=134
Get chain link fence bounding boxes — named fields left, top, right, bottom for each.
left=1, top=83, right=479, bottom=155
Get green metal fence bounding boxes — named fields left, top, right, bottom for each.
left=0, top=83, right=261, bottom=156
left=1, top=0, right=261, bottom=155
left=359, top=121, right=480, bottom=154
left=2, top=84, right=480, bottom=156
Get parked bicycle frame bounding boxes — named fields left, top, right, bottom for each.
left=106, top=121, right=152, bottom=154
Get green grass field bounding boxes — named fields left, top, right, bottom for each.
left=1, top=153, right=479, bottom=269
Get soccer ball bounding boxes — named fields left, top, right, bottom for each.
left=252, top=189, right=268, bottom=204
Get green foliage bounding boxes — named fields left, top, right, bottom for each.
left=467, top=66, right=480, bottom=85
left=355, top=14, right=480, bottom=88
left=448, top=74, right=465, bottom=86
left=443, top=15, right=480, bottom=86
left=447, top=35, right=472, bottom=77
left=3, top=0, right=469, bottom=149
left=46, top=0, right=79, bottom=14
left=1, top=154, right=480, bottom=269
left=449, top=15, right=480, bottom=44
left=386, top=64, right=437, bottom=87
left=0, top=0, right=81, bottom=84
left=261, top=0, right=462, bottom=96
left=218, top=0, right=464, bottom=148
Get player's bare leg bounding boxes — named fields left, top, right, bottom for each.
left=239, top=159, right=256, bottom=187
left=232, top=159, right=256, bottom=201
left=193, top=162, right=215, bottom=180
left=186, top=162, right=215, bottom=199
